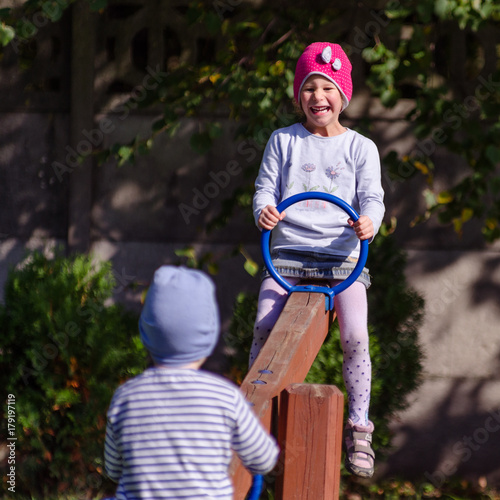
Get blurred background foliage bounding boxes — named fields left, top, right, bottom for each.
left=1, top=0, right=499, bottom=240
left=0, top=250, right=147, bottom=497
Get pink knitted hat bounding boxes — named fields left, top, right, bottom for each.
left=293, top=42, right=353, bottom=112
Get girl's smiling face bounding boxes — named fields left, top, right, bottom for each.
left=300, top=75, right=346, bottom=137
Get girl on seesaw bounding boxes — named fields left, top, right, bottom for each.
left=251, top=42, right=385, bottom=478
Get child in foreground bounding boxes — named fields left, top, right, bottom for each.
left=251, top=42, right=385, bottom=478
left=104, top=265, right=279, bottom=499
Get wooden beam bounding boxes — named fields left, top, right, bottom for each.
left=68, top=1, right=95, bottom=253
left=275, top=384, right=344, bottom=500
left=231, top=289, right=335, bottom=499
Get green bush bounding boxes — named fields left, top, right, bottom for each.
left=226, top=224, right=425, bottom=456
left=0, top=250, right=147, bottom=498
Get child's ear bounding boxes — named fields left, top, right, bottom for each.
left=146, top=352, right=155, bottom=367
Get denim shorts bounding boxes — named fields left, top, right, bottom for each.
left=261, top=249, right=371, bottom=289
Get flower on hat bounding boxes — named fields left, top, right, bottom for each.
left=321, top=46, right=332, bottom=63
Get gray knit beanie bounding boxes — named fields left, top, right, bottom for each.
left=139, top=266, right=220, bottom=366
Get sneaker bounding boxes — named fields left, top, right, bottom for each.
left=344, top=418, right=375, bottom=478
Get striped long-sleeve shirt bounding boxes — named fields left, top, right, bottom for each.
left=104, top=367, right=279, bottom=499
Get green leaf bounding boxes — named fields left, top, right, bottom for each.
left=259, top=94, right=272, bottom=110
left=41, top=0, right=65, bottom=22
left=416, top=2, right=434, bottom=22
left=152, top=117, right=167, bottom=133
left=485, top=145, right=500, bottom=166
left=117, top=146, right=133, bottom=161
left=243, top=258, right=258, bottom=277
left=0, top=8, right=12, bottom=19
left=207, top=121, right=223, bottom=140
left=174, top=247, right=196, bottom=259
left=269, top=60, right=286, bottom=76
left=380, top=88, right=400, bottom=107
left=207, top=262, right=219, bottom=275
left=461, top=207, right=474, bottom=222
left=0, top=23, right=15, bottom=46
left=53, top=387, right=81, bottom=406
left=362, top=46, right=384, bottom=63
left=189, top=131, right=212, bottom=154
left=423, top=188, right=437, bottom=208
left=204, top=11, right=222, bottom=36
left=437, top=190, right=454, bottom=204
left=434, top=0, right=450, bottom=19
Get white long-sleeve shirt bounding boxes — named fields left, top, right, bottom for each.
left=105, top=367, right=279, bottom=499
left=253, top=124, right=385, bottom=258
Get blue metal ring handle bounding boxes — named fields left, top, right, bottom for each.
left=247, top=475, right=264, bottom=500
left=260, top=192, right=369, bottom=310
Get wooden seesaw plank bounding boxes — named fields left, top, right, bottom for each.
left=231, top=288, right=336, bottom=499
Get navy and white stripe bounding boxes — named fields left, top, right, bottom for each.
left=105, top=367, right=279, bottom=499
